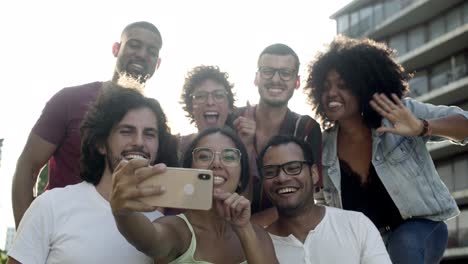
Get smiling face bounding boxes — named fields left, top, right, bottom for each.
left=320, top=69, right=360, bottom=122
left=113, top=27, right=162, bottom=83
left=192, top=79, right=230, bottom=131
left=99, top=107, right=159, bottom=173
left=262, top=142, right=316, bottom=214
left=192, top=132, right=241, bottom=193
left=255, top=54, right=298, bottom=107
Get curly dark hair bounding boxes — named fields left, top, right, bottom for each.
left=181, top=127, right=250, bottom=193
left=80, top=83, right=178, bottom=185
left=180, top=65, right=235, bottom=124
left=304, top=35, right=412, bottom=129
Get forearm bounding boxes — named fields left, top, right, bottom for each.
left=234, top=224, right=278, bottom=264
left=12, top=162, right=38, bottom=228
left=428, top=114, right=468, bottom=142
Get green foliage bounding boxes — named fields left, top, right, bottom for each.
left=37, top=164, right=49, bottom=195
left=0, top=248, right=7, bottom=264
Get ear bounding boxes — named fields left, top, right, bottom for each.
left=97, top=142, right=107, bottom=155
left=112, top=42, right=120, bottom=57
left=295, top=76, right=301, bottom=89
left=156, top=57, right=161, bottom=70
left=311, top=164, right=319, bottom=186
left=254, top=73, right=259, bottom=87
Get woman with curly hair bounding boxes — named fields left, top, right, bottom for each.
left=304, top=35, right=468, bottom=264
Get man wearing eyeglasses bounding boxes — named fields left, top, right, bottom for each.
left=235, top=43, right=322, bottom=226
left=259, top=135, right=391, bottom=264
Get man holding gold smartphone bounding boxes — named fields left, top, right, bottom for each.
left=7, top=86, right=178, bottom=264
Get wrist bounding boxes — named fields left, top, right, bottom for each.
left=418, top=118, right=432, bottom=137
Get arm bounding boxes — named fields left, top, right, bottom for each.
left=110, top=159, right=186, bottom=260
left=357, top=214, right=392, bottom=264
left=12, top=132, right=57, bottom=228
left=214, top=190, right=278, bottom=264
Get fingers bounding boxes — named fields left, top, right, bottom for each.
left=134, top=163, right=167, bottom=184
left=243, top=100, right=254, bottom=120
left=214, top=190, right=250, bottom=222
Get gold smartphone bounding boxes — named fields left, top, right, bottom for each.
left=138, top=167, right=213, bottom=210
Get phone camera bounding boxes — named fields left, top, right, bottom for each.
left=198, top=173, right=211, bottom=180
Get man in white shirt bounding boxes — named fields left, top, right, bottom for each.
left=7, top=86, right=178, bottom=264
left=258, top=135, right=391, bottom=264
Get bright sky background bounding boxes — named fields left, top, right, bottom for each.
left=0, top=0, right=352, bottom=248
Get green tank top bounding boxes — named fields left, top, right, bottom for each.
left=169, top=214, right=247, bottom=264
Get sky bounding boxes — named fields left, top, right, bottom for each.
left=0, top=0, right=352, bottom=248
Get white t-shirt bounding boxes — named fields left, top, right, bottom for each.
left=8, top=182, right=162, bottom=264
left=269, top=206, right=391, bottom=264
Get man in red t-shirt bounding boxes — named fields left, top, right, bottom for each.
left=12, top=21, right=163, bottom=228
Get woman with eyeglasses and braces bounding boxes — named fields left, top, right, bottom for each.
left=110, top=127, right=278, bottom=264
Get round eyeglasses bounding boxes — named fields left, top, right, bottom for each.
left=262, top=160, right=311, bottom=179
left=191, top=90, right=227, bottom=104
left=258, top=67, right=297, bottom=81
left=192, top=147, right=241, bottom=168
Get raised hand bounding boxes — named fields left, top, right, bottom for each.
left=213, top=189, right=251, bottom=228
left=110, top=158, right=167, bottom=216
left=370, top=93, right=423, bottom=136
left=233, top=101, right=256, bottom=149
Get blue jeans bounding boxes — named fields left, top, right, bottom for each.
left=382, top=218, right=448, bottom=264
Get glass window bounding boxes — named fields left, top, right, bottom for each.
left=458, top=209, right=468, bottom=247
left=446, top=216, right=458, bottom=248
left=337, top=14, right=349, bottom=34
left=384, top=0, right=399, bottom=19
left=374, top=2, right=384, bottom=27
left=464, top=1, right=468, bottom=24
left=453, top=155, right=468, bottom=191
left=453, top=53, right=467, bottom=80
left=359, top=6, right=373, bottom=34
left=408, top=25, right=425, bottom=51
left=429, top=16, right=445, bottom=40
left=349, top=11, right=360, bottom=37
left=430, top=59, right=451, bottom=90
left=436, top=160, right=454, bottom=191
left=388, top=32, right=407, bottom=55
left=446, top=7, right=462, bottom=32
left=408, top=70, right=428, bottom=97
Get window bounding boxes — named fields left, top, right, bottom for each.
left=458, top=210, right=468, bottom=247
left=429, top=16, right=445, bottom=40
left=430, top=59, right=451, bottom=90
left=337, top=14, right=349, bottom=34
left=446, top=216, right=458, bottom=248
left=436, top=160, right=454, bottom=191
left=388, top=32, right=407, bottom=55
left=349, top=11, right=360, bottom=37
left=446, top=7, right=462, bottom=32
left=384, top=0, right=399, bottom=19
left=464, top=1, right=468, bottom=24
left=373, top=2, right=384, bottom=27
left=408, top=70, right=428, bottom=97
left=453, top=156, right=468, bottom=191
left=408, top=25, right=425, bottom=51
left=359, top=6, right=373, bottom=34
left=453, top=53, right=467, bottom=80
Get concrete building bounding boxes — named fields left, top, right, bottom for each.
left=4, top=227, right=15, bottom=252
left=331, top=0, right=468, bottom=263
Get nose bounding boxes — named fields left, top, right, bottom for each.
left=206, top=94, right=215, bottom=105
left=274, top=170, right=289, bottom=183
left=271, top=70, right=281, bottom=82
left=210, top=152, right=222, bottom=168
left=131, top=133, right=144, bottom=147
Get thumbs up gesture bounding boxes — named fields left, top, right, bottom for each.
left=233, top=101, right=256, bottom=150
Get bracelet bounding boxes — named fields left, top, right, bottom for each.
left=418, top=118, right=432, bottom=137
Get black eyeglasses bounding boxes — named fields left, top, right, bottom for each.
left=191, top=90, right=227, bottom=104
left=193, top=147, right=241, bottom=167
left=258, top=67, right=297, bottom=81
left=262, top=160, right=310, bottom=179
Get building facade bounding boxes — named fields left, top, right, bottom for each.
left=331, top=0, right=468, bottom=263
left=4, top=227, right=15, bottom=253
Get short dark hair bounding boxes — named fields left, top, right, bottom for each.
left=257, top=43, right=300, bottom=70
left=122, top=21, right=163, bottom=47
left=180, top=65, right=235, bottom=124
left=181, top=127, right=249, bottom=193
left=304, top=35, right=412, bottom=129
left=80, top=84, right=178, bottom=185
left=258, top=135, right=314, bottom=180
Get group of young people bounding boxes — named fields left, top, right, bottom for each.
left=7, top=21, right=468, bottom=264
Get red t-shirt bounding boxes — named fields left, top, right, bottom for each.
left=33, top=82, right=102, bottom=189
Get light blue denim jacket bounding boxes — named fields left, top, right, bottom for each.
left=322, top=98, right=468, bottom=221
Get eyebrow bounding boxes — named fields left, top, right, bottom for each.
left=117, top=124, right=158, bottom=132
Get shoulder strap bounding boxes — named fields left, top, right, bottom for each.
left=294, top=115, right=315, bottom=141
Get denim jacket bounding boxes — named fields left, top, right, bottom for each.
left=322, top=98, right=468, bottom=221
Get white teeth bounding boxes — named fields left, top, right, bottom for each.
left=277, top=187, right=297, bottom=194
left=328, top=101, right=343, bottom=108
left=204, top=111, right=219, bottom=116
left=124, top=154, right=146, bottom=160
left=130, top=63, right=144, bottom=69
left=213, top=176, right=226, bottom=185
